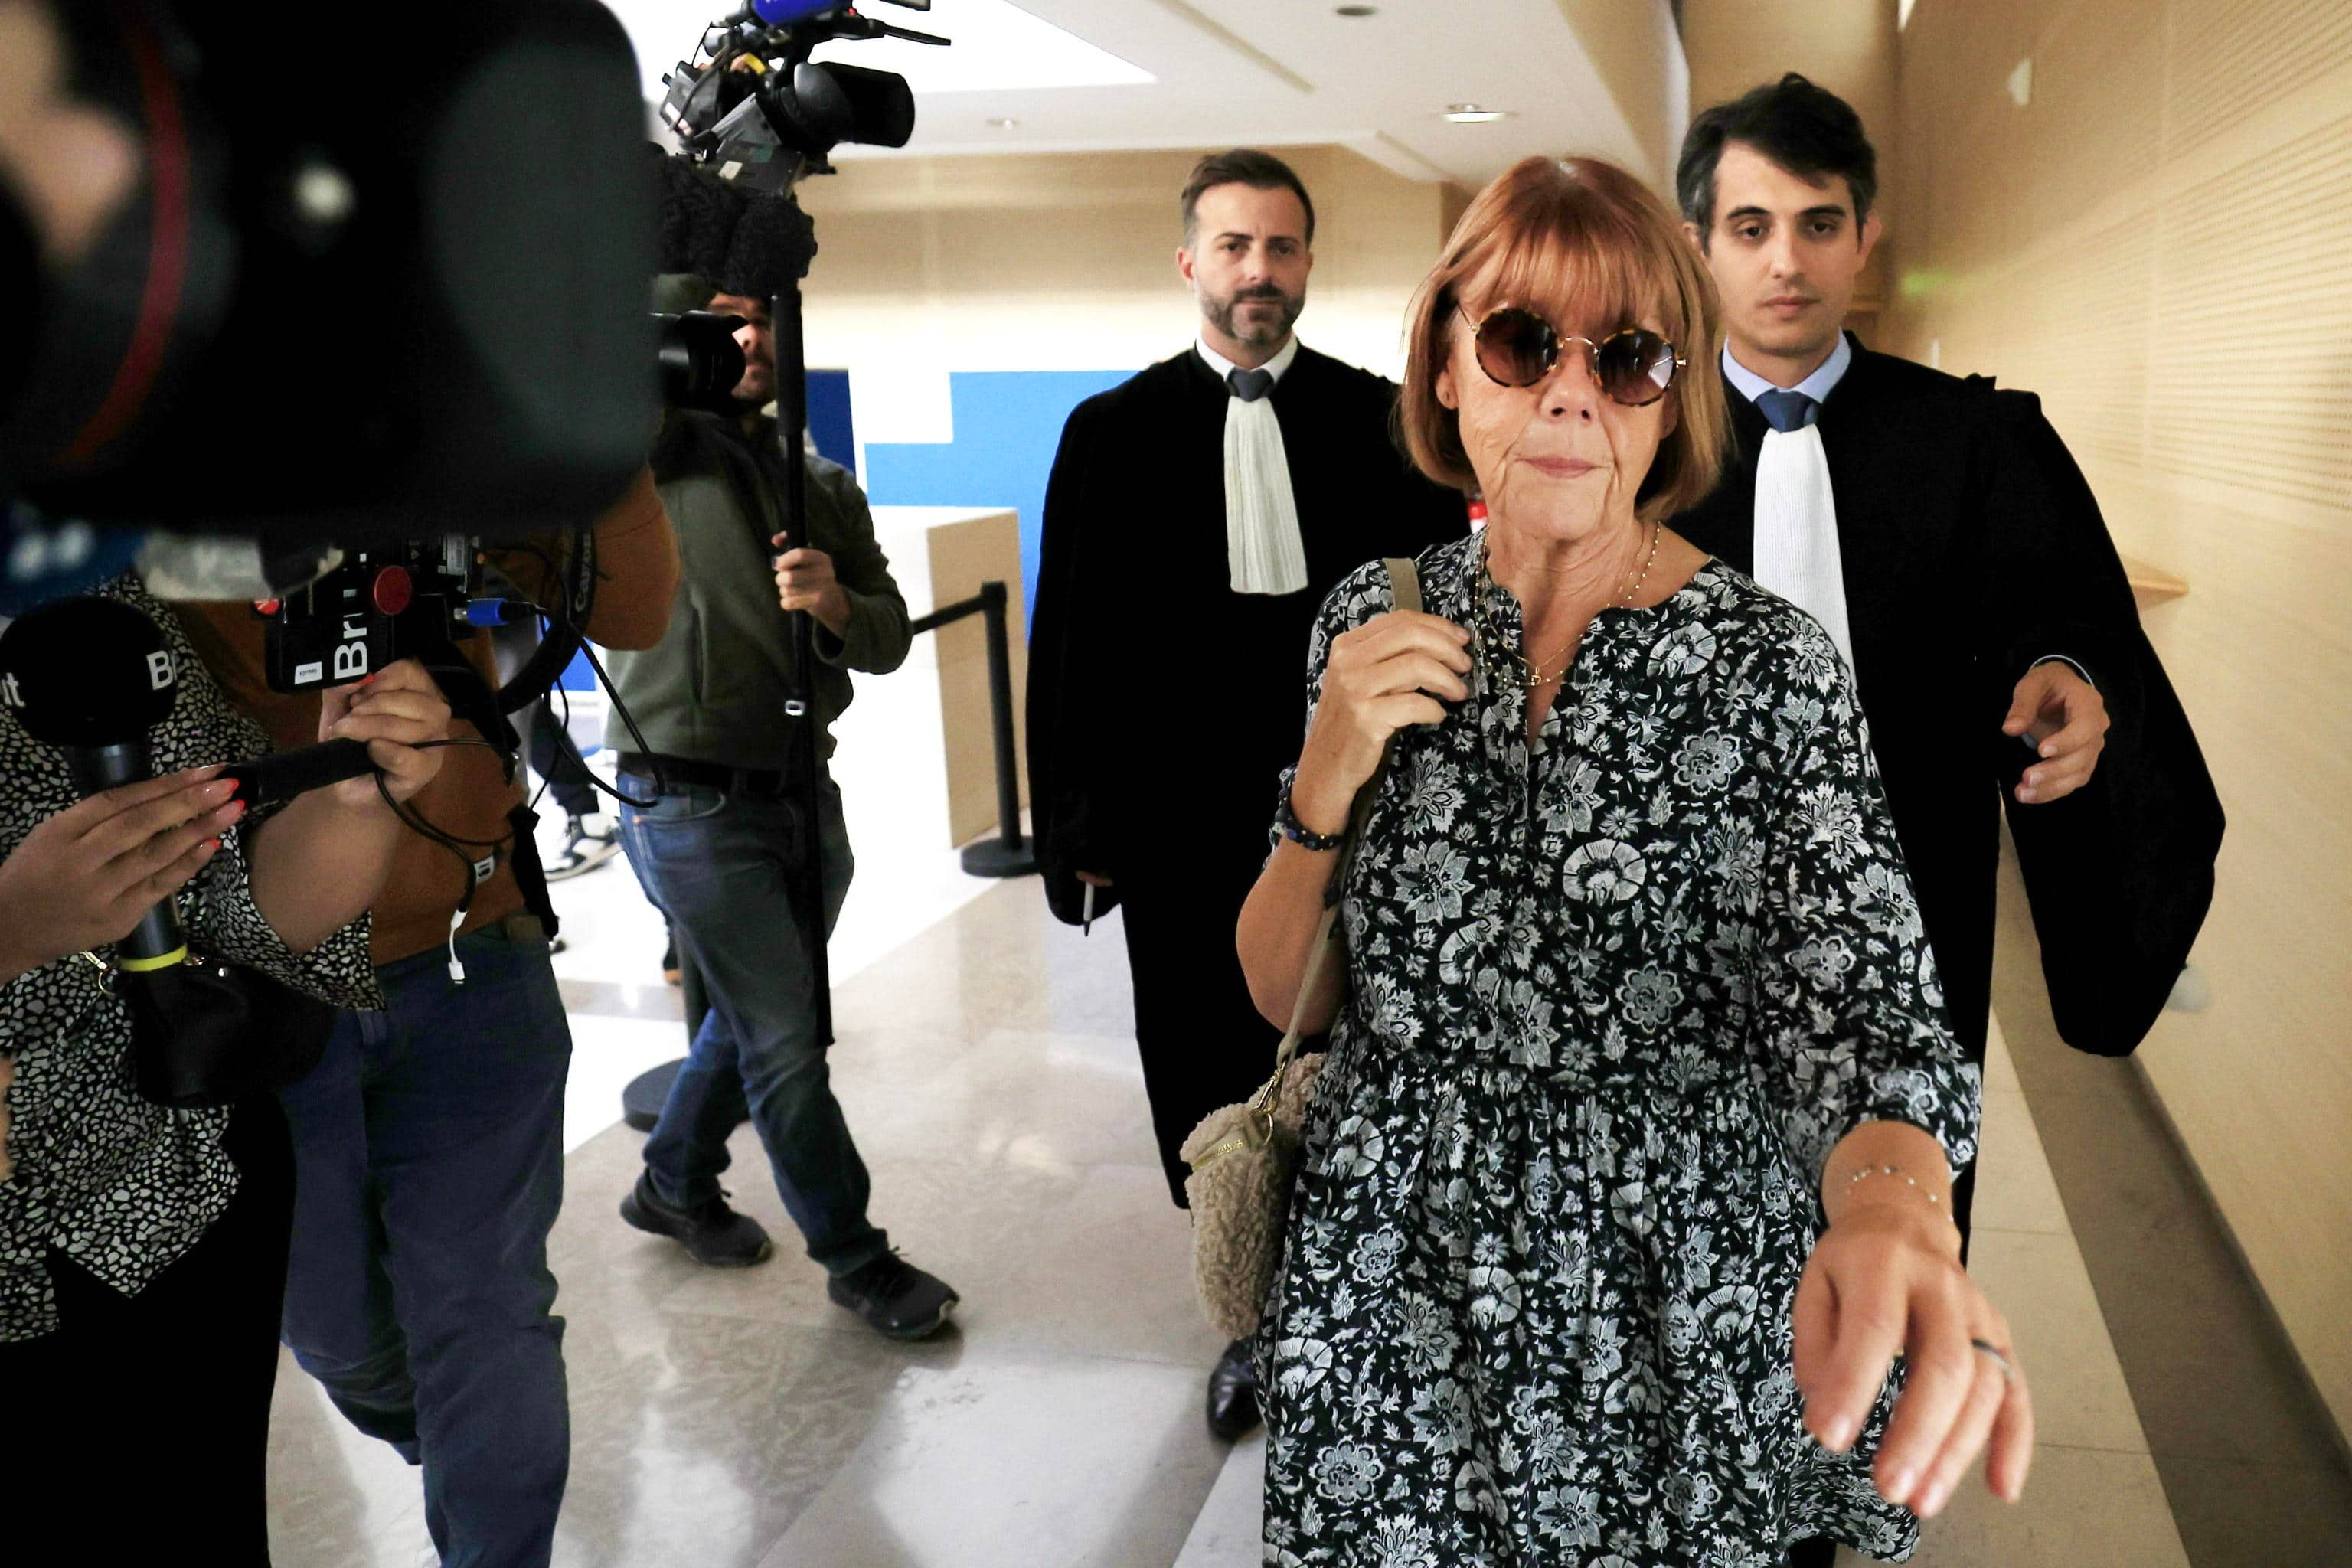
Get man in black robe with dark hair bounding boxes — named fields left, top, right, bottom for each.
left=1671, top=76, right=2223, bottom=1236
left=1676, top=71, right=2223, bottom=1568
left=1026, top=149, right=1464, bottom=1439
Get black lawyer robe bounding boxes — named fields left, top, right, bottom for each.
left=1027, top=345, right=1466, bottom=1203
left=1674, top=335, right=2224, bottom=1083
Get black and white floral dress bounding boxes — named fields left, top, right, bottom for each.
left=1258, top=537, right=1980, bottom=1567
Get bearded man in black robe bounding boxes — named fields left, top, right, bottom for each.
left=1025, top=149, right=1464, bottom=1440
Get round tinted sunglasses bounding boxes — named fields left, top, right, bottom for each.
left=1456, top=305, right=1686, bottom=407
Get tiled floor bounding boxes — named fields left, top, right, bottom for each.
left=263, top=823, right=2344, bottom=1565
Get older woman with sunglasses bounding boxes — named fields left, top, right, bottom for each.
left=1237, top=155, right=2031, bottom=1567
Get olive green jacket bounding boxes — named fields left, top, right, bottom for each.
left=604, top=412, right=909, bottom=767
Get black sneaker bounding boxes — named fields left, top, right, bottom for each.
left=828, top=1253, right=959, bottom=1341
left=546, top=814, right=620, bottom=881
left=619, top=1172, right=774, bottom=1267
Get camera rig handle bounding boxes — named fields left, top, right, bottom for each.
left=773, top=279, right=832, bottom=1046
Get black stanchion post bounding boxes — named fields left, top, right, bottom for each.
left=959, top=579, right=1037, bottom=878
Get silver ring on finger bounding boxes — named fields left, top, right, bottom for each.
left=1969, top=1338, right=2015, bottom=1383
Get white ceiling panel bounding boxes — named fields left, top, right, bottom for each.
left=616, top=0, right=1680, bottom=187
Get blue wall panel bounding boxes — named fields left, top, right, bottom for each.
left=860, top=368, right=1137, bottom=627
left=806, top=368, right=856, bottom=472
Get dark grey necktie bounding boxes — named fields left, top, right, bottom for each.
left=1756, top=388, right=1815, bottom=432
left=1227, top=368, right=1275, bottom=402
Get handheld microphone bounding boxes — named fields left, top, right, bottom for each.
left=0, top=596, right=191, bottom=970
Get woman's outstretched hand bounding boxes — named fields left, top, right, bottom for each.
left=1794, top=1194, right=2036, bottom=1520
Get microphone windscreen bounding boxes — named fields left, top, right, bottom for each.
left=650, top=149, right=818, bottom=300
left=0, top=595, right=181, bottom=749
left=721, top=192, right=818, bottom=298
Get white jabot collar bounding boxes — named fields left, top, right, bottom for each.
left=1201, top=333, right=1309, bottom=596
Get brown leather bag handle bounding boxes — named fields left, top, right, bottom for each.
left=1269, top=557, right=1423, bottom=1075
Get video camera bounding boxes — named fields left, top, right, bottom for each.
left=2, top=0, right=943, bottom=717
left=250, top=0, right=948, bottom=701
left=661, top=1, right=945, bottom=193
left=0, top=0, right=654, bottom=555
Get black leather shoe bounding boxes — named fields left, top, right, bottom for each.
left=1206, top=1338, right=1261, bottom=1440
left=828, top=1253, right=959, bottom=1341
left=619, top=1172, right=773, bottom=1267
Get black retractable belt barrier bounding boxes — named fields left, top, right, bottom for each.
left=911, top=578, right=1036, bottom=880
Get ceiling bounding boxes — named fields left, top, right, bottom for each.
left=612, top=0, right=1687, bottom=188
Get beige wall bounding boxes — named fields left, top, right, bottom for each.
left=1884, top=0, right=2352, bottom=1443
left=1553, top=0, right=1694, bottom=194
left=795, top=146, right=1461, bottom=461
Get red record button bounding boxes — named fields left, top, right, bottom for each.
left=371, top=566, right=414, bottom=616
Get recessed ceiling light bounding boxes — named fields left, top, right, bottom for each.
left=1441, top=105, right=1514, bottom=124
left=1335, top=5, right=1379, bottom=15
left=986, top=116, right=1020, bottom=129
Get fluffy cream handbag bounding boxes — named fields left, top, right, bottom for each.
left=1180, top=557, right=1419, bottom=1341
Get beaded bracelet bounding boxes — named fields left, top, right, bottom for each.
left=1276, top=782, right=1348, bottom=852
left=1842, top=1161, right=1957, bottom=1225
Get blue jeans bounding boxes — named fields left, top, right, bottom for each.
left=277, top=921, right=572, bottom=1568
left=616, top=769, right=887, bottom=1276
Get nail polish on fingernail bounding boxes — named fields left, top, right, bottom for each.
left=1886, top=1466, right=1916, bottom=1507
left=204, top=838, right=222, bottom=852
left=1920, top=1481, right=1950, bottom=1517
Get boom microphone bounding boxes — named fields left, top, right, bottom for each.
left=0, top=595, right=191, bottom=969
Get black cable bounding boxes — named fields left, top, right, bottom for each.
left=499, top=607, right=658, bottom=813
left=567, top=634, right=664, bottom=808
left=371, top=769, right=505, bottom=910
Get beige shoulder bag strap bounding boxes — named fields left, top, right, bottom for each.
left=1263, top=557, right=1423, bottom=1082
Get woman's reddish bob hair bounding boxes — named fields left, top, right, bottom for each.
left=1399, top=155, right=1728, bottom=523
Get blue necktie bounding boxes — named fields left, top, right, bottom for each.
left=1756, top=388, right=1815, bottom=432
left=1228, top=368, right=1275, bottom=402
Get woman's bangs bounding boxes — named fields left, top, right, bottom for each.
left=1464, top=201, right=1671, bottom=343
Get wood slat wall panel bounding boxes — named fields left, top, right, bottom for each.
left=1889, top=0, right=2352, bottom=1448
left=2148, top=114, right=2352, bottom=512
left=2165, top=0, right=2352, bottom=159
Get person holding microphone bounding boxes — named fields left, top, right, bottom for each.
left=0, top=575, right=449, bottom=1564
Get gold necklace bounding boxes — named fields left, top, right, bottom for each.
left=1475, top=521, right=1664, bottom=692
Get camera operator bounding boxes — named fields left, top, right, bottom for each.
left=0, top=575, right=449, bottom=1562
left=173, top=472, right=678, bottom=1568
left=604, top=276, right=957, bottom=1341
